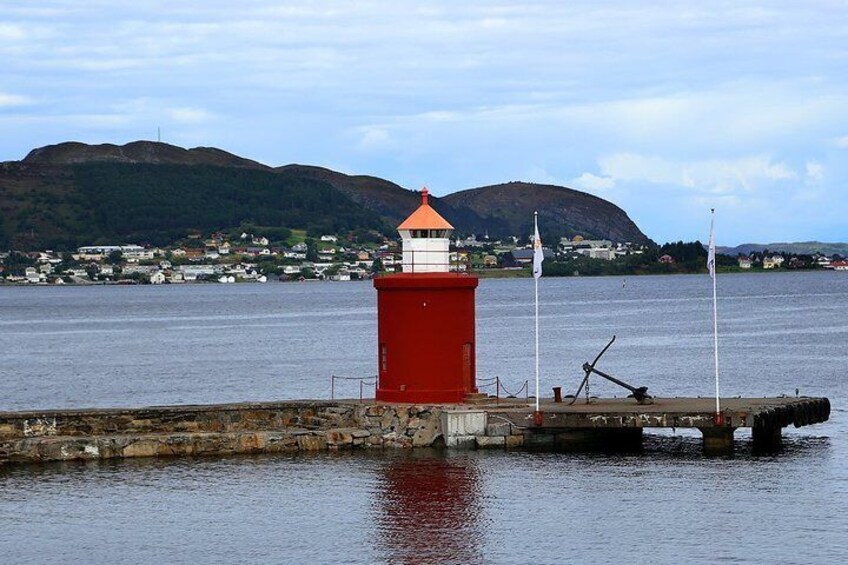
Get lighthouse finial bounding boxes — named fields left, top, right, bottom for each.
left=421, top=186, right=429, bottom=205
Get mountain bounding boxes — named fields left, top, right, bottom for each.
left=273, top=165, right=523, bottom=240
left=274, top=164, right=422, bottom=228
left=1, top=145, right=385, bottom=249
left=442, top=181, right=647, bottom=243
left=717, top=242, right=848, bottom=257
left=23, top=141, right=269, bottom=170
left=0, top=141, right=652, bottom=250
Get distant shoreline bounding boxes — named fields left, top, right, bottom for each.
left=1, top=266, right=839, bottom=287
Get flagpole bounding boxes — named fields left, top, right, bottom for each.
left=535, top=262, right=540, bottom=412
left=534, top=212, right=540, bottom=414
left=710, top=209, right=720, bottom=418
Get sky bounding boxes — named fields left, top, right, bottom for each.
left=1, top=1, right=846, bottom=245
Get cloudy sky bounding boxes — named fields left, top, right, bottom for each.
left=2, top=1, right=846, bottom=244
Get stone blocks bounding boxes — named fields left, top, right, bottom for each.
left=0, top=401, right=529, bottom=464
left=441, top=410, right=486, bottom=449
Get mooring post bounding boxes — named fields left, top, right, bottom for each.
left=552, top=387, right=562, bottom=403
left=700, top=426, right=735, bottom=456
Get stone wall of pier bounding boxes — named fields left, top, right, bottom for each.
left=0, top=401, right=524, bottom=465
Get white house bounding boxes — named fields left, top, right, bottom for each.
left=25, top=267, right=45, bottom=284
left=282, top=249, right=306, bottom=260
left=763, top=255, right=785, bottom=269
left=177, top=265, right=222, bottom=281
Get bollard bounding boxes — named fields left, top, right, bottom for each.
left=553, top=386, right=562, bottom=403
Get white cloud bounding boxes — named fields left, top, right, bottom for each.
left=589, top=153, right=796, bottom=195
left=357, top=126, right=392, bottom=151
left=0, top=24, right=26, bottom=41
left=0, top=92, right=33, bottom=107
left=166, top=107, right=214, bottom=124
left=571, top=172, right=615, bottom=192
left=111, top=98, right=156, bottom=114
left=524, top=166, right=561, bottom=185
left=67, top=114, right=132, bottom=128
left=418, top=110, right=461, bottom=123
left=836, top=136, right=848, bottom=148
left=805, top=161, right=823, bottom=183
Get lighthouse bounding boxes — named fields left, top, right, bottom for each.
left=374, top=188, right=479, bottom=403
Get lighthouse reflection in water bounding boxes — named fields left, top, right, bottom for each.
left=373, top=450, right=483, bottom=564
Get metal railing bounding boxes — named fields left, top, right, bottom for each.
left=476, top=376, right=531, bottom=403
left=330, top=375, right=378, bottom=402
left=396, top=248, right=470, bottom=273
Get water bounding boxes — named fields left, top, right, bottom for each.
left=1, top=272, right=847, bottom=564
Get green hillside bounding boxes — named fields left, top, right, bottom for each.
left=0, top=140, right=653, bottom=251
left=0, top=162, right=386, bottom=249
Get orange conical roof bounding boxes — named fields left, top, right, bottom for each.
left=397, top=187, right=454, bottom=230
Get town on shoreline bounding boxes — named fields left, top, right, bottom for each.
left=1, top=229, right=845, bottom=285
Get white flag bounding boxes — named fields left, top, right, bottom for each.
left=707, top=211, right=716, bottom=279
left=533, top=213, right=543, bottom=279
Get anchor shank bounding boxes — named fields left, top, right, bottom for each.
left=584, top=366, right=640, bottom=394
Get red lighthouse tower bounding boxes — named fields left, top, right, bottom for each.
left=374, top=188, right=479, bottom=403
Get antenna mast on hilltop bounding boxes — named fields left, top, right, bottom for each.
left=157, top=127, right=161, bottom=143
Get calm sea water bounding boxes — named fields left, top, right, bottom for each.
left=1, top=272, right=847, bottom=564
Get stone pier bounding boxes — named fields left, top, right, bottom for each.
left=0, top=396, right=831, bottom=465
left=0, top=401, right=523, bottom=465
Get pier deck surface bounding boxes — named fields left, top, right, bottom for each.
left=486, top=396, right=830, bottom=430
left=478, top=396, right=830, bottom=454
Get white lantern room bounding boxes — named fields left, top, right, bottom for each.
left=397, top=188, right=454, bottom=273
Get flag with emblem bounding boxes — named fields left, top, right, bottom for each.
left=707, top=211, right=716, bottom=279
left=533, top=213, right=543, bottom=279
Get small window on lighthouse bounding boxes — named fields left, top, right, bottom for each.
left=380, top=343, right=387, bottom=373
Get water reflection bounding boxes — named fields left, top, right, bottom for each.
left=373, top=451, right=483, bottom=564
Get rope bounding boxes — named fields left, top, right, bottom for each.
left=499, top=380, right=529, bottom=398
left=332, top=375, right=376, bottom=381
left=476, top=377, right=499, bottom=389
